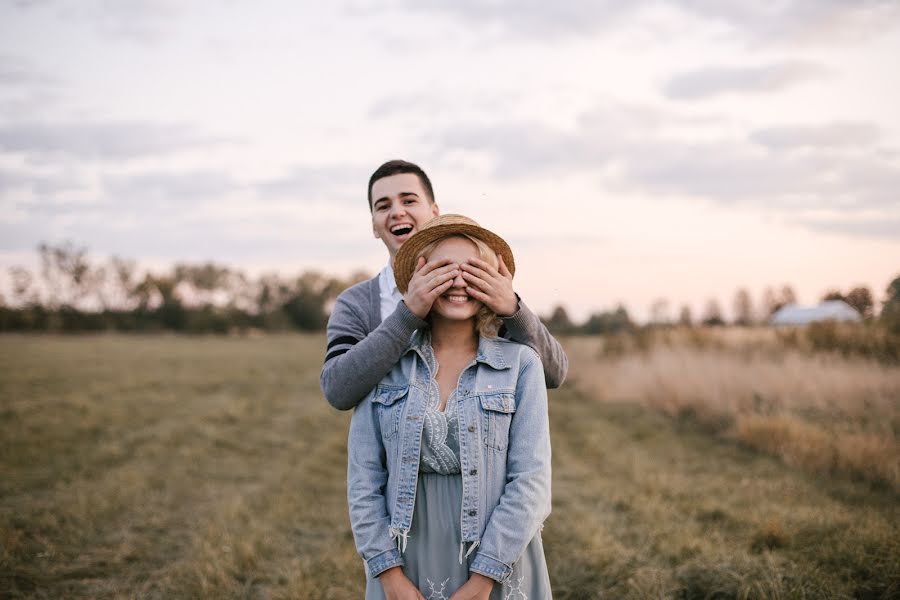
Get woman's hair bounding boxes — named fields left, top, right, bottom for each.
left=415, top=234, right=502, bottom=338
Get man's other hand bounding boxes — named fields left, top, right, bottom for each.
left=403, top=257, right=459, bottom=319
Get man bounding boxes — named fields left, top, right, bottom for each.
left=320, top=159, right=567, bottom=410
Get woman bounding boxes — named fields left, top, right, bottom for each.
left=347, top=214, right=552, bottom=600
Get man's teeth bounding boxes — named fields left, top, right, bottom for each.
left=391, top=224, right=413, bottom=234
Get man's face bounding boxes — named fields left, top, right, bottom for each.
left=371, top=173, right=439, bottom=258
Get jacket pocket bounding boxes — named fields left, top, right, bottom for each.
left=373, top=384, right=408, bottom=440
left=479, top=391, right=516, bottom=451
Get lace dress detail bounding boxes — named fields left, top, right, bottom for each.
left=420, top=389, right=461, bottom=474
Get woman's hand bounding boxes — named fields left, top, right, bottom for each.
left=379, top=566, right=426, bottom=600
left=448, top=573, right=494, bottom=600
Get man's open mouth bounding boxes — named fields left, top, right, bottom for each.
left=390, top=224, right=414, bottom=237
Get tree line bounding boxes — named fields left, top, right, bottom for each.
left=2, top=242, right=898, bottom=336
left=1, top=242, right=368, bottom=333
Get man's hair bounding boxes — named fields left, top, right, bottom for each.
left=367, top=159, right=435, bottom=211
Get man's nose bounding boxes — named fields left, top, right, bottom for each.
left=389, top=201, right=407, bottom=218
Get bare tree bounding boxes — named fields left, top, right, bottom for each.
left=780, top=284, right=797, bottom=306
left=9, top=266, right=38, bottom=306
left=845, top=286, right=874, bottom=318
left=732, top=288, right=754, bottom=326
left=678, top=304, right=693, bottom=327
left=649, top=298, right=671, bottom=325
left=761, top=286, right=779, bottom=318
left=702, top=298, right=724, bottom=326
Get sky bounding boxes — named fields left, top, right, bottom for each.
left=1, top=0, right=899, bottom=322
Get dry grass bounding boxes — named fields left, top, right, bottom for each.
left=565, top=329, right=900, bottom=492
left=1, top=334, right=898, bottom=599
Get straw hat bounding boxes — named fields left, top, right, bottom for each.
left=393, top=214, right=516, bottom=294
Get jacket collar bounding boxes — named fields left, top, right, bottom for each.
left=407, top=329, right=511, bottom=371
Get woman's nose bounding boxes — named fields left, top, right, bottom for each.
left=452, top=268, right=466, bottom=287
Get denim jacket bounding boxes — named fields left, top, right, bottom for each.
left=347, top=331, right=552, bottom=584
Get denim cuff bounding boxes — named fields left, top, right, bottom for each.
left=366, top=547, right=405, bottom=579
left=469, top=551, right=512, bottom=583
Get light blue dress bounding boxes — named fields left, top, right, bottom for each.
left=364, top=386, right=552, bottom=599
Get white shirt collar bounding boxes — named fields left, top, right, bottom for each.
left=378, top=261, right=398, bottom=296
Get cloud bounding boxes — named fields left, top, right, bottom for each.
left=103, top=170, right=240, bottom=207
left=254, top=165, right=365, bottom=203
left=425, top=103, right=900, bottom=239
left=388, top=0, right=900, bottom=43
left=391, top=0, right=642, bottom=39
left=0, top=166, right=84, bottom=196
left=750, top=122, right=881, bottom=150
left=8, top=0, right=182, bottom=44
left=663, top=61, right=828, bottom=100
left=0, top=120, right=234, bottom=160
left=796, top=216, right=900, bottom=240
left=0, top=54, right=64, bottom=118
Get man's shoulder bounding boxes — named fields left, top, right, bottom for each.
left=335, top=275, right=379, bottom=306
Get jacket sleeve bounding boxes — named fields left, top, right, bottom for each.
left=320, top=293, right=427, bottom=410
left=499, top=298, right=569, bottom=388
left=470, top=349, right=552, bottom=583
left=347, top=392, right=404, bottom=578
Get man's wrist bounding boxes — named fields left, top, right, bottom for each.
left=496, top=294, right=521, bottom=318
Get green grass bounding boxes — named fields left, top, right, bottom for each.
left=1, top=335, right=898, bottom=599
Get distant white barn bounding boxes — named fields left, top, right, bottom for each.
left=770, top=300, right=861, bottom=326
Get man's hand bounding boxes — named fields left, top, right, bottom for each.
left=448, top=573, right=494, bottom=600
left=379, top=566, right=426, bottom=600
left=460, top=255, right=518, bottom=317
left=403, top=257, right=459, bottom=319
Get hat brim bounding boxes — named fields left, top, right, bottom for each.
left=393, top=221, right=515, bottom=294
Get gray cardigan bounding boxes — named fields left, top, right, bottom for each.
left=320, top=275, right=568, bottom=410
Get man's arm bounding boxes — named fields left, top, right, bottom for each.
left=461, top=256, right=569, bottom=388
left=498, top=298, right=569, bottom=388
left=321, top=260, right=461, bottom=410
left=320, top=291, right=425, bottom=411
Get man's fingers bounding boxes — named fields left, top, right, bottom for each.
left=461, top=263, right=496, bottom=284
left=417, top=257, right=454, bottom=277
left=465, top=285, right=491, bottom=304
left=497, top=255, right=512, bottom=278
left=461, top=270, right=491, bottom=292
left=426, top=269, right=459, bottom=291
left=412, top=256, right=426, bottom=273
left=465, top=257, right=499, bottom=278
left=427, top=278, right=455, bottom=298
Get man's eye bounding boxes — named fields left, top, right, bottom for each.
left=404, top=198, right=417, bottom=204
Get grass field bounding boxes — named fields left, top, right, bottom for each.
left=1, top=334, right=898, bottom=599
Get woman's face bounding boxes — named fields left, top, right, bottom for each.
left=426, top=236, right=484, bottom=322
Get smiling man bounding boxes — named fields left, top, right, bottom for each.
left=319, top=159, right=568, bottom=410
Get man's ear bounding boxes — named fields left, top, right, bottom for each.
left=431, top=202, right=440, bottom=218
left=372, top=221, right=380, bottom=239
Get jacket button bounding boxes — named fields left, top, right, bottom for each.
left=468, top=509, right=476, bottom=517
left=470, top=468, right=477, bottom=476
left=468, top=425, right=476, bottom=432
